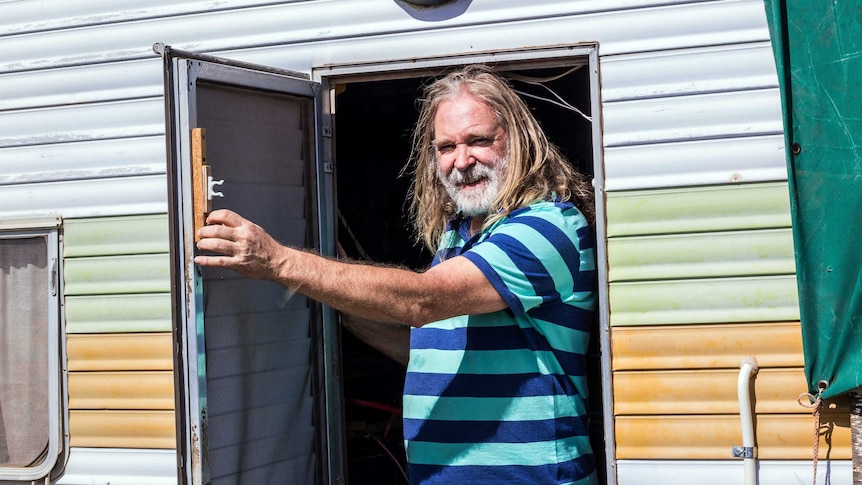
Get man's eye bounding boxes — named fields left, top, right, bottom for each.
left=472, top=138, right=493, bottom=146
left=436, top=144, right=455, bottom=153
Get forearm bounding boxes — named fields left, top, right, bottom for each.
left=194, top=209, right=506, bottom=324
left=273, top=247, right=441, bottom=327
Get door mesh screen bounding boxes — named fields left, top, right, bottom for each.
left=196, top=82, right=318, bottom=484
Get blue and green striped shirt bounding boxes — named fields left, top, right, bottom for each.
left=404, top=199, right=598, bottom=484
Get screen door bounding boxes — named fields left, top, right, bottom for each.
left=161, top=46, right=341, bottom=485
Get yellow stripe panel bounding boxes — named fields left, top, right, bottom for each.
left=69, top=371, right=174, bottom=410
left=611, top=322, right=803, bottom=371
left=614, top=368, right=807, bottom=415
left=70, top=410, right=176, bottom=449
left=67, top=333, right=173, bottom=371
left=615, top=414, right=849, bottom=460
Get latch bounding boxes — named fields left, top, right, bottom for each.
left=207, top=169, right=224, bottom=201
left=191, top=128, right=224, bottom=241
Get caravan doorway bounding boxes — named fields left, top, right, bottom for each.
left=326, top=54, right=605, bottom=484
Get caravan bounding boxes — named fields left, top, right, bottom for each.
left=0, top=1, right=847, bottom=483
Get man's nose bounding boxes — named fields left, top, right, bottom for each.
left=453, top=144, right=474, bottom=170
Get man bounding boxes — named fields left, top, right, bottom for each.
left=195, top=65, right=598, bottom=484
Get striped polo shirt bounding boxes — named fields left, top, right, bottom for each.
left=403, top=199, right=598, bottom=484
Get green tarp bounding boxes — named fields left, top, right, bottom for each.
left=764, top=1, right=862, bottom=399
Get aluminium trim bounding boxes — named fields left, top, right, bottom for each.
left=313, top=45, right=594, bottom=83
left=588, top=45, right=617, bottom=485
left=314, top=77, right=347, bottom=485
left=0, top=216, right=61, bottom=231
left=153, top=43, right=307, bottom=80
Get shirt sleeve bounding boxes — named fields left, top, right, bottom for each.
left=460, top=203, right=591, bottom=317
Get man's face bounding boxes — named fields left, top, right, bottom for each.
left=433, top=94, right=509, bottom=217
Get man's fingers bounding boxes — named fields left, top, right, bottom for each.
left=205, top=209, right=244, bottom=227
left=193, top=210, right=278, bottom=281
left=195, top=234, right=238, bottom=256
left=197, top=222, right=237, bottom=241
left=193, top=254, right=232, bottom=267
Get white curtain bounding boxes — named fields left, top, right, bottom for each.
left=0, top=237, right=49, bottom=467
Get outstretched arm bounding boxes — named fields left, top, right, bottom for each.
left=194, top=209, right=506, bottom=327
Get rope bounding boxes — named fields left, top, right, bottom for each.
left=798, top=387, right=825, bottom=485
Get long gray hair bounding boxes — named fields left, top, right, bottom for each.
left=407, top=65, right=594, bottom=251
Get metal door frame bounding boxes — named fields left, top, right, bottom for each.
left=313, top=43, right=613, bottom=484
left=158, top=43, right=343, bottom=485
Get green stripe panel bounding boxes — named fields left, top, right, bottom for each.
left=64, top=254, right=170, bottom=295
left=64, top=214, right=169, bottom=257
left=606, top=182, right=792, bottom=237
left=609, top=275, right=800, bottom=326
left=63, top=214, right=171, bottom=333
left=65, top=294, right=172, bottom=333
left=608, top=228, right=796, bottom=282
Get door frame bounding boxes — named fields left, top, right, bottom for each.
left=313, top=43, right=614, bottom=484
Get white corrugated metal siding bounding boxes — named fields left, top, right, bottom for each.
left=55, top=448, right=176, bottom=485
left=0, top=0, right=783, bottom=219
left=601, top=41, right=785, bottom=190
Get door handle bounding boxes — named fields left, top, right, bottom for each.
left=191, top=128, right=224, bottom=241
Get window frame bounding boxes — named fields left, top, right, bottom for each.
left=0, top=217, right=66, bottom=482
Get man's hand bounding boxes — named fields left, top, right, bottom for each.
left=194, top=209, right=287, bottom=281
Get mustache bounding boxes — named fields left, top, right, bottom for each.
left=445, top=162, right=496, bottom=186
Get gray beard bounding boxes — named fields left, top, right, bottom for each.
left=437, top=156, right=508, bottom=217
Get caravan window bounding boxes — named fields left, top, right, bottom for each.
left=0, top=222, right=64, bottom=482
